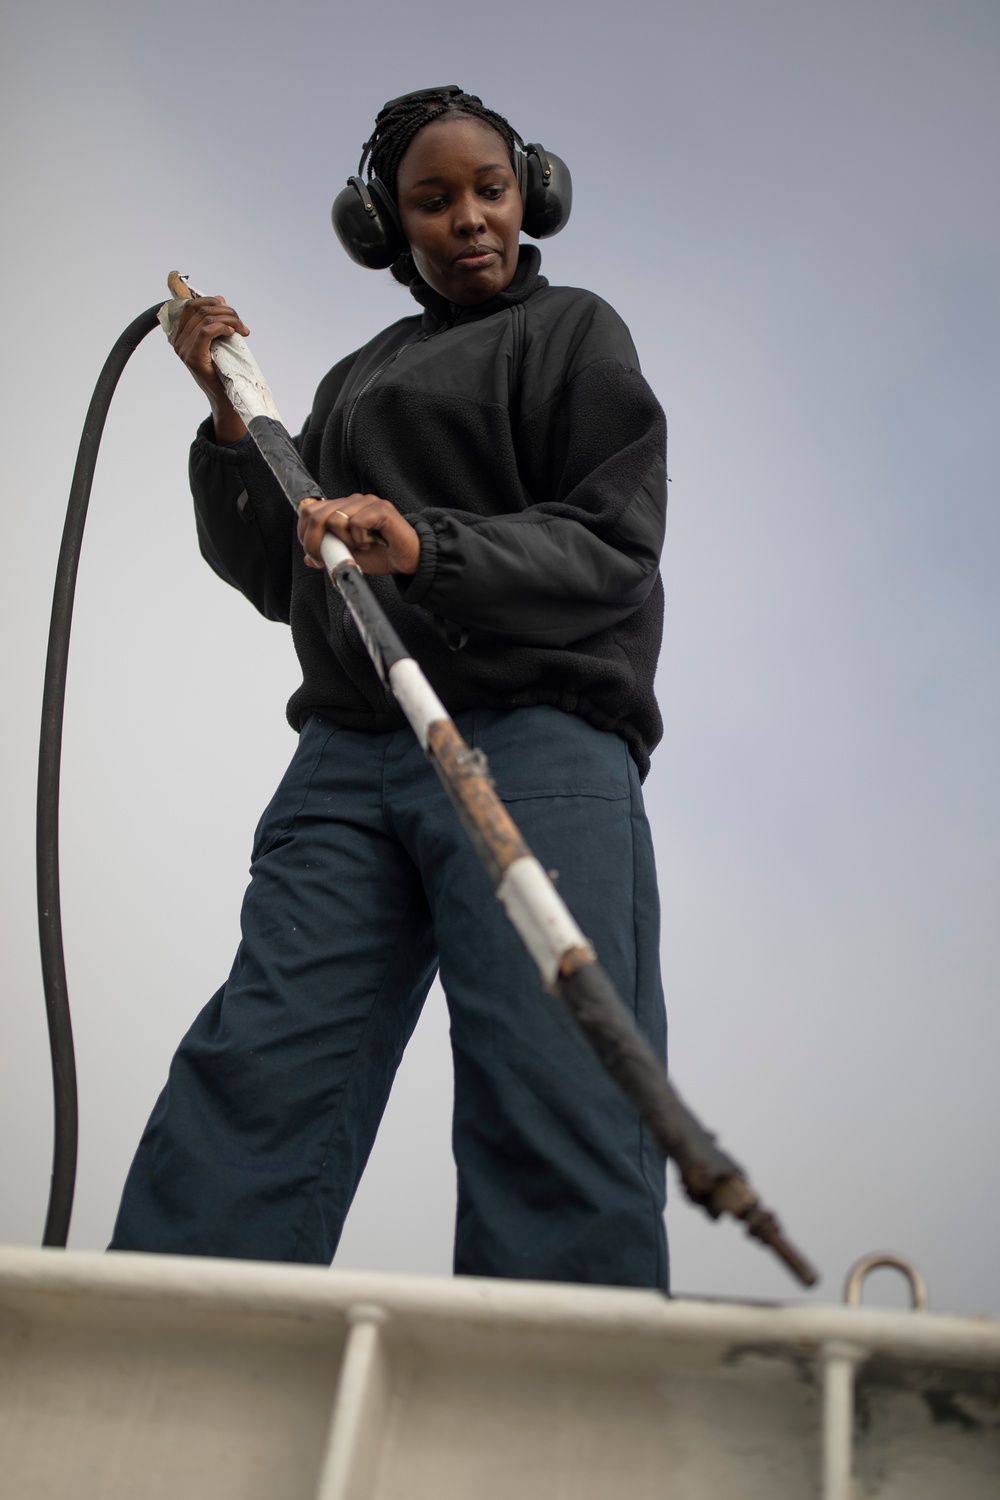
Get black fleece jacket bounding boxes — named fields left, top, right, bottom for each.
left=191, top=247, right=667, bottom=778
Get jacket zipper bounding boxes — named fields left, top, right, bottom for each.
left=344, top=330, right=435, bottom=470
left=509, top=304, right=524, bottom=417
left=344, top=301, right=512, bottom=477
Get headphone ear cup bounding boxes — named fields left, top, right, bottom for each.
left=519, top=146, right=572, bottom=239
left=331, top=175, right=406, bottom=269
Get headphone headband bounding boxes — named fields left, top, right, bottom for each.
left=378, top=84, right=465, bottom=117
left=358, top=87, right=498, bottom=179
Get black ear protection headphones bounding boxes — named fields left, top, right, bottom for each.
left=331, top=86, right=572, bottom=271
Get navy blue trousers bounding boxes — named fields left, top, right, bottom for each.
left=111, top=707, right=668, bottom=1288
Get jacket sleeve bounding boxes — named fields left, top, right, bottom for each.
left=396, top=308, right=666, bottom=648
left=190, top=419, right=299, bottom=622
left=189, top=349, right=363, bottom=622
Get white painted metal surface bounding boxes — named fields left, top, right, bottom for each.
left=0, top=1246, right=997, bottom=1498
left=821, top=1339, right=864, bottom=1500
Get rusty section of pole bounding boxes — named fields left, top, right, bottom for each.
left=691, top=1170, right=820, bottom=1287
left=425, top=718, right=529, bottom=882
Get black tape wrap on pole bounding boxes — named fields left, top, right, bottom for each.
left=37, top=303, right=163, bottom=1247
left=555, top=960, right=818, bottom=1285
left=231, top=407, right=412, bottom=688
left=558, top=962, right=733, bottom=1176
left=245, top=414, right=325, bottom=508
left=333, top=565, right=411, bottom=685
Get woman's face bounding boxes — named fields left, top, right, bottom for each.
left=396, top=115, right=523, bottom=306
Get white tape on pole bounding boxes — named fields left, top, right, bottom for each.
left=496, top=856, right=592, bottom=984
left=157, top=287, right=282, bottom=425
left=387, top=659, right=448, bottom=749
left=320, top=533, right=356, bottom=573
left=211, top=335, right=284, bottom=426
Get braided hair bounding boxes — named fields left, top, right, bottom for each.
left=359, top=86, right=523, bottom=285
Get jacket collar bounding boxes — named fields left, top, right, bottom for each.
left=409, top=245, right=547, bottom=331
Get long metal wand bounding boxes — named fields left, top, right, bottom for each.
left=162, top=272, right=817, bottom=1288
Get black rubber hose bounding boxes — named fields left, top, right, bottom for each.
left=37, top=304, right=163, bottom=1247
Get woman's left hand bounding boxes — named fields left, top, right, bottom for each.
left=297, top=494, right=421, bottom=577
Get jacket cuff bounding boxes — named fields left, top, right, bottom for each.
left=193, top=414, right=242, bottom=455
left=194, top=417, right=283, bottom=505
left=394, top=516, right=439, bottom=606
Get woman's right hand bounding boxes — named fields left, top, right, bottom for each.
left=173, top=295, right=250, bottom=444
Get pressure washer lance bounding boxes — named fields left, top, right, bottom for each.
left=161, top=272, right=817, bottom=1288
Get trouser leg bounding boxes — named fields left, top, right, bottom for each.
left=395, top=707, right=668, bottom=1290
left=110, top=716, right=437, bottom=1263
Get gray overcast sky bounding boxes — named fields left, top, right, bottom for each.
left=1, top=0, right=997, bottom=1315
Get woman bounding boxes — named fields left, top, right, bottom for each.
left=111, top=87, right=669, bottom=1290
